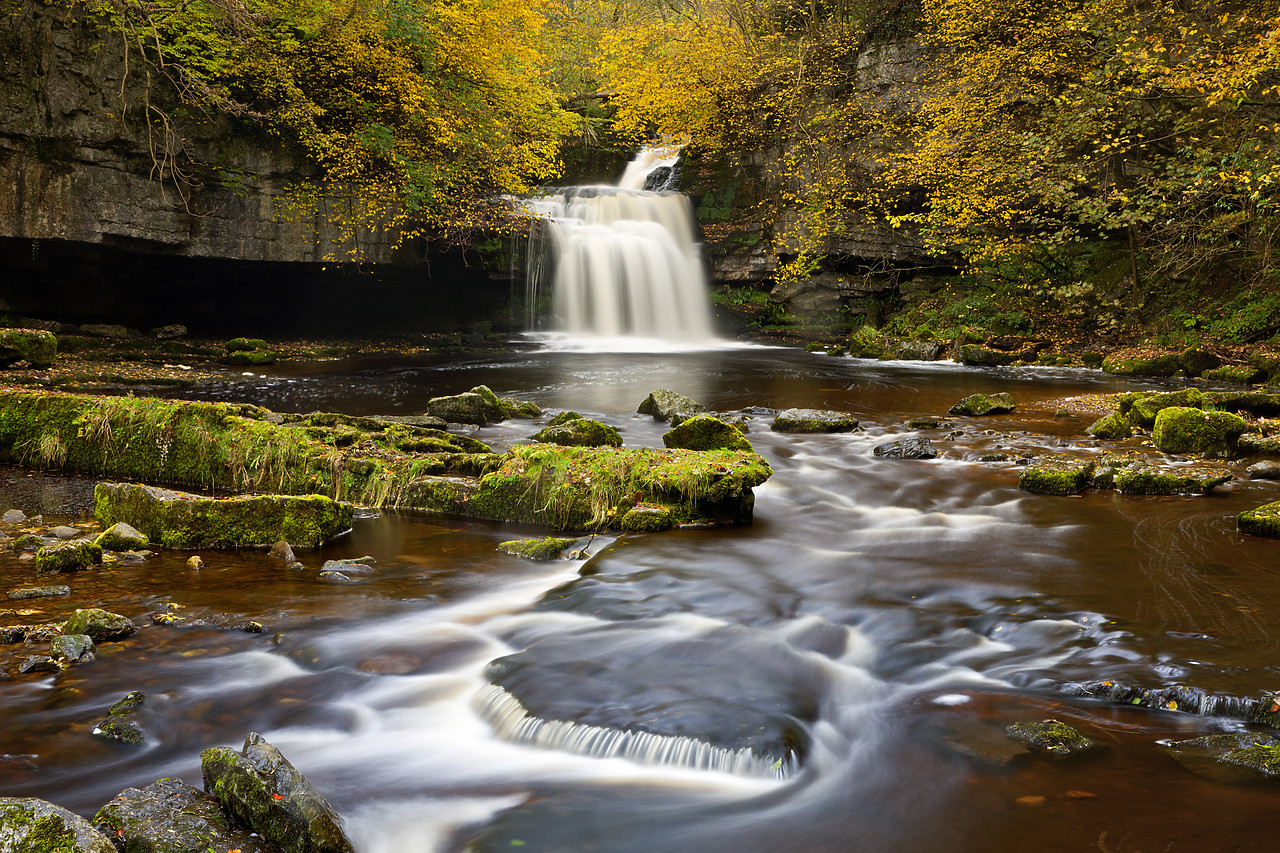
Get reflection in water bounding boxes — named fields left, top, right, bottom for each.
left=1, top=347, right=1277, bottom=852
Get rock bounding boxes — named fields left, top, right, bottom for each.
left=1208, top=390, right=1280, bottom=416
left=320, top=558, right=376, bottom=574
left=637, top=389, right=705, bottom=422
left=847, top=325, right=887, bottom=358
left=872, top=436, right=938, bottom=459
left=96, top=777, right=276, bottom=853
left=0, top=797, right=116, bottom=852
left=149, top=323, right=188, bottom=339
left=18, top=655, right=59, bottom=673
left=95, top=521, right=148, bottom=551
left=1151, top=407, right=1247, bottom=456
left=1239, top=501, right=1280, bottom=537
left=885, top=339, right=946, bottom=361
left=663, top=414, right=753, bottom=452
left=34, top=540, right=103, bottom=574
left=94, top=483, right=354, bottom=548
left=1085, top=412, right=1131, bottom=440
left=92, top=691, right=147, bottom=745
left=268, top=540, right=296, bottom=562
left=1247, top=460, right=1280, bottom=480
left=770, top=408, right=858, bottom=433
left=955, top=344, right=1020, bottom=366
left=423, top=391, right=489, bottom=425
left=948, top=393, right=1016, bottom=416
left=81, top=323, right=131, bottom=339
left=1005, top=719, right=1104, bottom=759
left=547, top=411, right=583, bottom=426
left=225, top=337, right=269, bottom=353
left=1124, top=388, right=1205, bottom=427
left=1178, top=347, right=1221, bottom=377
left=1160, top=732, right=1280, bottom=784
left=1101, top=349, right=1182, bottom=377
left=1, top=509, right=26, bottom=524
left=318, top=571, right=358, bottom=584
left=1019, top=456, right=1095, bottom=495
left=7, top=584, right=71, bottom=599
left=227, top=350, right=278, bottom=366
left=50, top=633, right=96, bottom=664
left=1203, top=364, right=1266, bottom=384
left=11, top=533, right=46, bottom=551
left=1238, top=434, right=1280, bottom=455
left=905, top=417, right=948, bottom=429
left=201, top=732, right=356, bottom=853
left=469, top=384, right=542, bottom=420
left=186, top=555, right=204, bottom=570
left=62, top=608, right=138, bottom=641
left=49, top=525, right=79, bottom=539
left=1094, top=456, right=1232, bottom=495
left=497, top=537, right=578, bottom=561
left=617, top=503, right=675, bottom=532
left=0, top=328, right=57, bottom=368
left=532, top=418, right=623, bottom=448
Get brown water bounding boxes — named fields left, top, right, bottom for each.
left=2, top=343, right=1278, bottom=852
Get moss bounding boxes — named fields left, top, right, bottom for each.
left=531, top=418, right=623, bottom=447
left=1151, top=407, right=1247, bottom=456
left=848, top=325, right=887, bottom=358
left=225, top=337, right=269, bottom=352
left=948, top=392, right=1016, bottom=416
left=62, top=608, right=137, bottom=640
left=497, top=537, right=576, bottom=560
left=0, top=328, right=57, bottom=368
left=955, top=344, right=1019, bottom=366
left=0, top=802, right=81, bottom=853
left=770, top=408, right=858, bottom=433
left=1127, top=389, right=1206, bottom=427
left=226, top=350, right=278, bottom=365
left=1018, top=457, right=1096, bottom=495
left=637, top=389, right=705, bottom=421
left=1222, top=743, right=1280, bottom=777
left=1101, top=350, right=1182, bottom=377
left=1208, top=390, right=1280, bottom=416
left=618, top=503, right=675, bottom=531
left=1113, top=466, right=1231, bottom=495
left=662, top=414, right=754, bottom=452
left=548, top=411, right=583, bottom=426
left=1086, top=412, right=1131, bottom=440
left=1204, top=364, right=1266, bottom=384
left=33, top=539, right=102, bottom=574
left=1239, top=501, right=1280, bottom=537
left=1006, top=719, right=1104, bottom=758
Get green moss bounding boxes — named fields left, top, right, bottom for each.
left=1151, top=407, right=1247, bottom=455
left=948, top=392, right=1016, bottom=416
left=1203, top=364, right=1266, bottom=384
left=226, top=350, right=278, bottom=365
left=1101, top=351, right=1182, bottom=377
left=848, top=325, right=887, bottom=359
left=1018, top=457, right=1096, bottom=495
left=225, top=337, right=269, bottom=352
left=618, top=503, right=675, bottom=531
left=531, top=418, right=623, bottom=447
left=0, top=328, right=57, bottom=368
left=497, top=537, right=576, bottom=560
left=662, top=414, right=753, bottom=452
left=33, top=540, right=102, bottom=574
left=770, top=408, right=858, bottom=433
left=1006, top=719, right=1104, bottom=758
left=1127, top=389, right=1206, bottom=427
left=62, top=608, right=137, bottom=641
left=1086, top=412, right=1131, bottom=440
left=548, top=411, right=583, bottom=426
left=955, top=344, right=1019, bottom=366
left=1114, top=466, right=1232, bottom=495
left=1239, top=500, right=1280, bottom=537
left=0, top=803, right=80, bottom=853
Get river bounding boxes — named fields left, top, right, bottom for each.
left=1, top=342, right=1277, bottom=852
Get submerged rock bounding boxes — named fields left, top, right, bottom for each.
left=93, top=691, right=147, bottom=745
left=94, top=483, right=353, bottom=548
left=497, top=537, right=578, bottom=561
left=948, top=392, right=1016, bottom=416
left=637, top=389, right=705, bottom=422
left=770, top=408, right=858, bottom=433
left=0, top=797, right=115, bottom=852
left=1005, top=719, right=1104, bottom=759
left=663, top=414, right=753, bottom=452
left=95, top=777, right=275, bottom=853
left=1093, top=455, right=1231, bottom=495
left=1239, top=501, right=1280, bottom=537
left=6, top=584, right=70, bottom=599
left=872, top=436, right=938, bottom=459
left=617, top=503, right=675, bottom=532
left=201, top=732, right=355, bottom=853
left=1160, top=732, right=1280, bottom=784
left=1151, top=407, right=1246, bottom=456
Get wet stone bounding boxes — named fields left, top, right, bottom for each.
left=50, top=633, right=95, bottom=664
left=872, top=436, right=938, bottom=459
left=1005, top=719, right=1104, bottom=759
left=1, top=509, right=26, bottom=524
left=637, top=388, right=706, bottom=422
left=1160, top=732, right=1280, bottom=784
left=95, top=778, right=276, bottom=853
left=6, top=584, right=70, bottom=599
left=949, top=392, right=1016, bottom=417
left=48, top=525, right=79, bottom=540
left=1246, top=460, right=1280, bottom=480
left=0, top=796, right=116, bottom=853
left=62, top=608, right=137, bottom=641
left=18, top=655, right=59, bottom=674
left=770, top=408, right=858, bottom=433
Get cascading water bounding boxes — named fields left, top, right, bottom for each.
left=521, top=147, right=717, bottom=345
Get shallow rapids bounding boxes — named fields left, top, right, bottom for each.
left=3, top=344, right=1279, bottom=852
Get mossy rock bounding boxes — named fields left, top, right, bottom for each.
left=1112, top=464, right=1232, bottom=495
left=1151, top=407, right=1247, bottom=456
left=532, top=418, right=623, bottom=448
left=225, top=337, right=269, bottom=353
left=1081, top=352, right=1105, bottom=368
left=1238, top=434, right=1280, bottom=455
left=1208, top=390, right=1280, bottom=416
left=1101, top=350, right=1182, bottom=377
left=0, top=328, right=56, bottom=368
left=955, top=344, right=1019, bottom=366
left=770, top=408, right=858, bottom=433
left=1006, top=719, right=1104, bottom=759
left=1178, top=347, right=1221, bottom=377
left=637, top=389, right=705, bottom=422
left=1239, top=501, right=1280, bottom=537
left=62, top=608, right=137, bottom=641
left=663, top=414, right=753, bottom=452
left=497, top=537, right=577, bottom=561
left=227, top=350, right=279, bottom=366
left=1127, top=389, right=1206, bottom=427
left=1018, top=456, right=1095, bottom=495
left=1086, top=412, right=1131, bottom=440
left=847, top=326, right=886, bottom=359
left=1203, top=364, right=1266, bottom=384
left=94, top=521, right=148, bottom=551
left=948, top=392, right=1015, bottom=417
left=1160, top=732, right=1280, bottom=784
left=33, top=540, right=102, bottom=574
left=0, top=797, right=116, bottom=853
left=95, top=778, right=275, bottom=853
left=424, top=391, right=489, bottom=425
left=94, top=483, right=353, bottom=548
left=469, top=384, right=542, bottom=420
left=49, top=633, right=94, bottom=664
left=92, top=691, right=146, bottom=745
left=547, top=411, right=584, bottom=426
left=618, top=503, right=675, bottom=531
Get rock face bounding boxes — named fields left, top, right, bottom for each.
left=94, top=483, right=353, bottom=548
left=201, top=732, right=355, bottom=853
left=0, top=796, right=116, bottom=853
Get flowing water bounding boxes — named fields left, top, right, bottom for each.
left=3, top=345, right=1280, bottom=852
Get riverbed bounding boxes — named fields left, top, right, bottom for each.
left=2, top=341, right=1277, bottom=852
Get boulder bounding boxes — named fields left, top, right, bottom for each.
left=34, top=540, right=102, bottom=574
left=1018, top=456, right=1095, bottom=495
left=149, top=324, right=188, bottom=339
left=637, top=389, right=705, bottom=422
left=1094, top=456, right=1232, bottom=495
left=872, top=436, right=938, bottom=459
left=423, top=391, right=489, bottom=425
left=617, top=503, right=675, bottom=532
left=1005, top=719, right=1104, bottom=759
left=1, top=509, right=26, bottom=524
left=1101, top=349, right=1182, bottom=377
left=1125, top=388, right=1205, bottom=427
left=885, top=339, right=946, bottom=361
left=95, top=778, right=275, bottom=853
left=1178, top=347, right=1220, bottom=377
left=770, top=408, right=858, bottom=433
left=847, top=326, right=887, bottom=359
left=1085, top=412, right=1131, bottom=440
left=92, top=691, right=147, bottom=745
left=955, top=344, right=1019, bottom=366
left=1239, top=500, right=1280, bottom=537
left=63, top=608, right=137, bottom=642
left=94, top=483, right=353, bottom=548
left=497, top=537, right=577, bottom=561
left=1203, top=364, right=1266, bottom=384
left=663, top=414, right=753, bottom=452
left=95, top=521, right=148, bottom=551
left=1247, top=460, right=1280, bottom=480
left=948, top=392, right=1016, bottom=416
left=469, top=385, right=542, bottom=420
left=532, top=418, right=623, bottom=448
left=49, top=633, right=95, bottom=664
left=201, top=732, right=356, bottom=853
left=0, top=797, right=115, bottom=852
left=0, top=328, right=57, bottom=368
left=1151, top=407, right=1247, bottom=456
left=1160, top=732, right=1280, bottom=784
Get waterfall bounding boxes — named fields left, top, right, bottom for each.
left=521, top=147, right=717, bottom=346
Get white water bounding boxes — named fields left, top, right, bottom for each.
left=522, top=147, right=717, bottom=345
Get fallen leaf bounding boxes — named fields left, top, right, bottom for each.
left=1016, top=795, right=1046, bottom=807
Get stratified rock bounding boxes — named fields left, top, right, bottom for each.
left=1018, top=456, right=1095, bottom=495
left=770, top=408, right=858, bottom=433
left=94, top=483, right=353, bottom=548
left=663, top=414, right=753, bottom=452
left=50, top=633, right=95, bottom=665
left=532, top=418, right=623, bottom=448
left=62, top=608, right=138, bottom=642
left=637, top=389, right=705, bottom=422
left=1151, top=407, right=1247, bottom=456
left=1005, top=719, right=1104, bottom=758
left=872, top=436, right=938, bottom=459
left=34, top=540, right=102, bottom=574
left=95, top=778, right=275, bottom=853
left=0, top=328, right=56, bottom=368
left=497, top=537, right=577, bottom=561
left=201, top=732, right=356, bottom=853
left=95, top=521, right=148, bottom=551
left=948, top=393, right=1016, bottom=417
left=0, top=797, right=116, bottom=852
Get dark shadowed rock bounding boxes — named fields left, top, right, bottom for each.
left=872, top=436, right=937, bottom=459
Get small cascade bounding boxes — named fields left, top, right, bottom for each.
left=521, top=147, right=716, bottom=345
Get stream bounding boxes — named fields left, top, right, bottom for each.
left=2, top=342, right=1278, bottom=852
